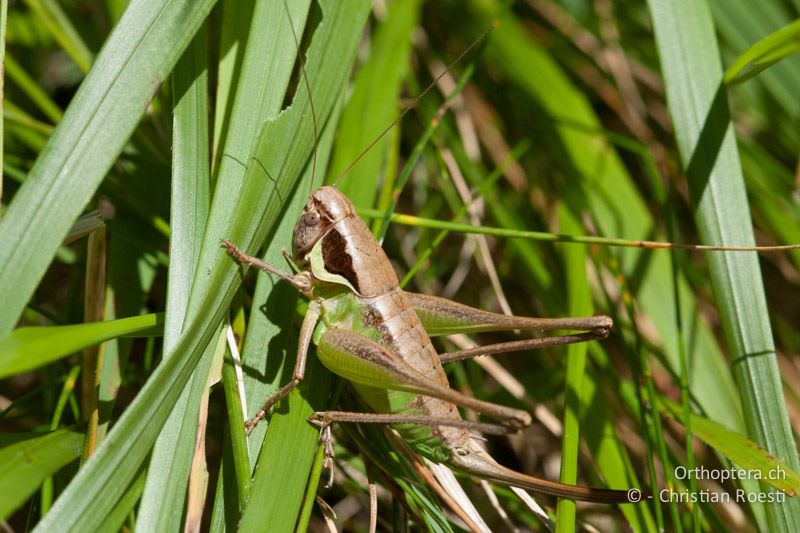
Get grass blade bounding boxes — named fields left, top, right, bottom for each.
left=0, top=427, right=84, bottom=519
left=238, top=1, right=371, bottom=527
left=725, top=19, right=800, bottom=85
left=137, top=22, right=212, bottom=531
left=647, top=0, right=800, bottom=528
left=210, top=0, right=256, bottom=167
left=0, top=313, right=162, bottom=378
left=23, top=0, right=93, bottom=73
left=0, top=0, right=7, bottom=214
left=661, top=400, right=800, bottom=495
left=30, top=0, right=358, bottom=524
left=328, top=0, right=422, bottom=207
left=711, top=0, right=800, bottom=124
left=0, top=0, right=216, bottom=338
left=554, top=207, right=590, bottom=530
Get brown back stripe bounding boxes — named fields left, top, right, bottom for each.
left=321, top=228, right=361, bottom=292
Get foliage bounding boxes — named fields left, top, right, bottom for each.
left=1, top=0, right=800, bottom=530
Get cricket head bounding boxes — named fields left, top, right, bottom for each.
left=292, top=186, right=355, bottom=261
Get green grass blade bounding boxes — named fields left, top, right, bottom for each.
left=0, top=427, right=84, bottom=520
left=24, top=0, right=93, bottom=73
left=725, top=19, right=800, bottom=85
left=647, top=0, right=800, bottom=529
left=555, top=207, right=589, bottom=531
left=469, top=0, right=742, bottom=439
left=0, top=0, right=6, bottom=215
left=582, top=351, right=656, bottom=531
left=239, top=353, right=335, bottom=531
left=137, top=23, right=211, bottom=531
left=238, top=1, right=371, bottom=527
left=4, top=54, right=62, bottom=123
left=328, top=0, right=422, bottom=207
left=238, top=96, right=341, bottom=527
left=221, top=350, right=249, bottom=502
left=138, top=331, right=220, bottom=530
left=198, top=4, right=314, bottom=496
left=0, top=0, right=216, bottom=338
left=95, top=466, right=146, bottom=533
left=182, top=0, right=312, bottom=327
left=0, top=313, right=162, bottom=378
left=661, top=400, right=800, bottom=495
left=33, top=302, right=225, bottom=530
left=164, top=25, right=211, bottom=354
left=711, top=0, right=800, bottom=123
left=210, top=0, right=256, bottom=167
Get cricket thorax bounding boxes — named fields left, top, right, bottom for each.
left=297, top=187, right=402, bottom=298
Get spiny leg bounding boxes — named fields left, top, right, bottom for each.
left=244, top=301, right=321, bottom=432
left=309, top=411, right=516, bottom=435
left=316, top=329, right=532, bottom=429
left=319, top=423, right=335, bottom=488
left=308, top=410, right=517, bottom=488
left=310, top=411, right=634, bottom=505
left=221, top=239, right=311, bottom=293
left=404, top=291, right=612, bottom=362
left=439, top=329, right=609, bottom=363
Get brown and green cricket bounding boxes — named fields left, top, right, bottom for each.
left=223, top=185, right=634, bottom=504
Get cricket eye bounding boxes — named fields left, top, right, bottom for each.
left=305, top=211, right=321, bottom=226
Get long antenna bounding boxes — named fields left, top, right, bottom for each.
left=332, top=22, right=497, bottom=188
left=283, top=0, right=319, bottom=196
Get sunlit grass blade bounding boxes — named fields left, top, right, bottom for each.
left=205, top=5, right=316, bottom=510
left=328, top=0, right=422, bottom=207
left=0, top=0, right=216, bottom=338
left=238, top=1, right=371, bottom=526
left=95, top=466, right=146, bottom=533
left=648, top=0, right=800, bottom=529
left=238, top=101, right=340, bottom=526
left=660, top=400, right=800, bottom=495
left=0, top=426, right=84, bottom=519
left=710, top=0, right=800, bottom=125
left=725, top=19, right=800, bottom=85
left=211, top=0, right=256, bottom=166
left=204, top=0, right=311, bottom=239
left=0, top=313, right=162, bottom=378
left=137, top=23, right=212, bottom=531
left=23, top=0, right=93, bottom=72
left=206, top=4, right=313, bottom=448
left=32, top=1, right=366, bottom=528
left=555, top=207, right=589, bottom=531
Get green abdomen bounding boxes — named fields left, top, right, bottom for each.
left=316, top=289, right=465, bottom=462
